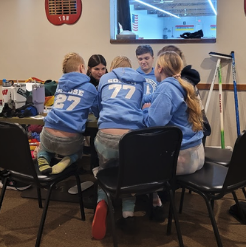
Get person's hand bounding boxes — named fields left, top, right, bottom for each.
left=142, top=103, right=151, bottom=109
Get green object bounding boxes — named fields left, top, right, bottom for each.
left=221, top=130, right=225, bottom=149
left=44, top=80, right=57, bottom=96
left=218, top=64, right=225, bottom=149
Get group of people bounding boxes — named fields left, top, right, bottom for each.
left=36, top=44, right=207, bottom=240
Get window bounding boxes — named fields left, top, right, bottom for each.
left=110, top=0, right=217, bottom=42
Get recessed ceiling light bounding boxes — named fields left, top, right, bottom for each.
left=135, top=0, right=180, bottom=18
left=208, top=0, right=217, bottom=15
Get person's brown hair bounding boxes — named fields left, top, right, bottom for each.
left=157, top=51, right=202, bottom=131
left=86, top=54, right=107, bottom=76
left=157, top=45, right=186, bottom=65
left=110, top=56, right=132, bottom=71
left=62, top=52, right=84, bottom=74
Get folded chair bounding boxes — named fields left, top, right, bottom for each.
left=177, top=131, right=246, bottom=247
left=0, top=122, right=85, bottom=247
left=96, top=126, right=184, bottom=247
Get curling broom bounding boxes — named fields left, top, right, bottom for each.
left=208, top=52, right=232, bottom=149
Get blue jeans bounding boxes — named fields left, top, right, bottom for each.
left=37, top=127, right=84, bottom=164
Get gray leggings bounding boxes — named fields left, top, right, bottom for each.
left=38, top=127, right=84, bottom=163
left=94, top=130, right=136, bottom=214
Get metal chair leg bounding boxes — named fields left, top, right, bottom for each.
left=0, top=178, right=8, bottom=209
left=169, top=189, right=184, bottom=247
left=106, top=192, right=118, bottom=247
left=149, top=193, right=154, bottom=220
left=36, top=187, right=43, bottom=208
left=35, top=183, right=55, bottom=247
left=167, top=200, right=172, bottom=235
left=179, top=187, right=185, bottom=214
left=232, top=191, right=246, bottom=223
left=201, top=194, right=223, bottom=247
left=75, top=174, right=85, bottom=221
left=242, top=187, right=246, bottom=199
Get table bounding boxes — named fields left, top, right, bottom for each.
left=0, top=113, right=98, bottom=129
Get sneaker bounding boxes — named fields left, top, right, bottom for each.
left=152, top=206, right=165, bottom=222
left=0, top=180, right=32, bottom=191
left=38, top=157, right=52, bottom=175
left=116, top=216, right=136, bottom=234
left=92, top=200, right=107, bottom=240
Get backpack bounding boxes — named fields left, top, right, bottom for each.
left=15, top=104, right=38, bottom=118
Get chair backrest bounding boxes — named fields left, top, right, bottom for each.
left=223, top=131, right=246, bottom=189
left=0, top=121, right=38, bottom=179
left=116, top=126, right=182, bottom=194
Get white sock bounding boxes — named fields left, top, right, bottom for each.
left=153, top=193, right=162, bottom=207
left=123, top=211, right=134, bottom=218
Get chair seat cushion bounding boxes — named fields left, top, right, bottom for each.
left=97, top=167, right=119, bottom=191
left=177, top=162, right=228, bottom=192
left=10, top=162, right=79, bottom=186
left=205, top=147, right=232, bottom=166
left=97, top=167, right=165, bottom=195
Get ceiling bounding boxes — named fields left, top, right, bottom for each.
left=129, top=0, right=217, bottom=17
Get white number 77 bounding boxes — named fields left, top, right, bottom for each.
left=109, top=85, right=135, bottom=99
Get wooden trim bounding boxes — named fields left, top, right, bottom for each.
left=110, top=38, right=216, bottom=44
left=1, top=80, right=246, bottom=91
left=0, top=80, right=25, bottom=86
left=0, top=80, right=58, bottom=86
left=197, top=83, right=246, bottom=91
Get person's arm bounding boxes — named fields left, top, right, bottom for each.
left=142, top=93, right=153, bottom=104
left=90, top=95, right=99, bottom=118
left=143, top=92, right=173, bottom=127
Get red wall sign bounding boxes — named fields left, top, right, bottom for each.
left=245, top=0, right=246, bottom=15
left=45, top=0, right=82, bottom=25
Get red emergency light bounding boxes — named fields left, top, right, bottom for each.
left=45, top=0, right=82, bottom=25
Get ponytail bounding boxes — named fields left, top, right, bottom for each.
left=177, top=78, right=203, bottom=132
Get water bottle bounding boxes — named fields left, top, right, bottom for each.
left=3, top=79, right=13, bottom=87
left=2, top=78, right=7, bottom=87
left=2, top=79, right=13, bottom=106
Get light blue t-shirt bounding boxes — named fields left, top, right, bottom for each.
left=136, top=67, right=158, bottom=95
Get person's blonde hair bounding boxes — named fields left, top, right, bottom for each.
left=157, top=45, right=186, bottom=65
left=157, top=51, right=202, bottom=132
left=62, top=52, right=85, bottom=74
left=110, top=56, right=132, bottom=71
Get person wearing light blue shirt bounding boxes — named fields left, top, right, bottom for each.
left=136, top=45, right=158, bottom=95
left=92, top=56, right=146, bottom=240
left=37, top=52, right=99, bottom=175
left=143, top=51, right=204, bottom=176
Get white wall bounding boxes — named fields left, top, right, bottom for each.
left=0, top=0, right=246, bottom=147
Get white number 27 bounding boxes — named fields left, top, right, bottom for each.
left=53, top=94, right=80, bottom=111
left=109, top=85, right=135, bottom=99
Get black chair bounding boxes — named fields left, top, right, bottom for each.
left=201, top=111, right=232, bottom=167
left=0, top=122, right=85, bottom=247
left=177, top=131, right=246, bottom=247
left=204, top=138, right=246, bottom=198
left=96, top=126, right=184, bottom=247
left=205, top=146, right=232, bottom=166
left=184, top=133, right=233, bottom=198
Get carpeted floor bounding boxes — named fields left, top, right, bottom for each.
left=0, top=157, right=246, bottom=247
